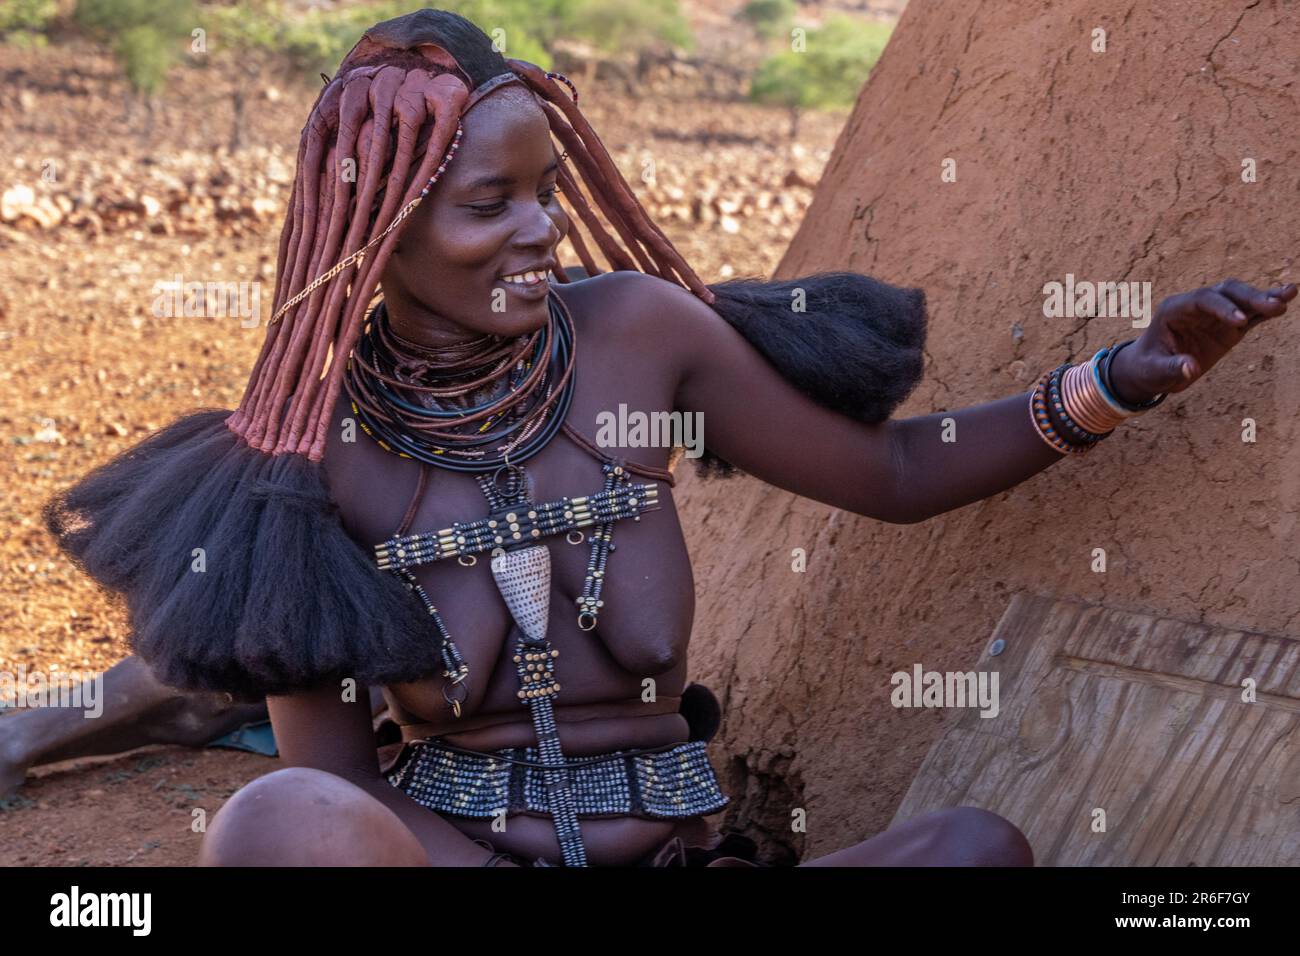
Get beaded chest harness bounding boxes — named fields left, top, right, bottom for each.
left=354, top=290, right=696, bottom=865
left=373, top=461, right=660, bottom=867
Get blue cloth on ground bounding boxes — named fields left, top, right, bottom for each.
left=205, top=719, right=279, bottom=757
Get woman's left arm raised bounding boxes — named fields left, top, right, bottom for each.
left=644, top=274, right=1295, bottom=523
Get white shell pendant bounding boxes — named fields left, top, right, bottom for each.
left=489, top=545, right=552, bottom=642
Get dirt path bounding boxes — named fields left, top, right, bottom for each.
left=2, top=746, right=273, bottom=866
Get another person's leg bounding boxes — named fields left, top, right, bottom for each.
left=0, top=655, right=266, bottom=795
left=799, top=806, right=1033, bottom=866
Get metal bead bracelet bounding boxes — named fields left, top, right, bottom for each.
left=1028, top=341, right=1169, bottom=456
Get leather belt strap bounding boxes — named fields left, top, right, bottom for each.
left=398, top=695, right=683, bottom=742
left=561, top=421, right=676, bottom=486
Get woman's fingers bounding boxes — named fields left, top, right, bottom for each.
left=1252, top=282, right=1298, bottom=326
left=1213, top=278, right=1295, bottom=324
left=1142, top=349, right=1197, bottom=392
left=1188, top=287, right=1250, bottom=329
left=1142, top=280, right=1293, bottom=392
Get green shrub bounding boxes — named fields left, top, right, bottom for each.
left=750, top=15, right=892, bottom=135
left=566, top=0, right=692, bottom=56
left=116, top=24, right=173, bottom=93
left=74, top=0, right=197, bottom=94
left=0, top=0, right=59, bottom=47
left=62, top=0, right=693, bottom=92
left=737, top=0, right=795, bottom=41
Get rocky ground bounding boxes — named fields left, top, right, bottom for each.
left=0, top=9, right=875, bottom=864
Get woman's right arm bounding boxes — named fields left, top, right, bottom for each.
left=265, top=684, right=501, bottom=865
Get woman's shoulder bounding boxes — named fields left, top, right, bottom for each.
left=554, top=270, right=687, bottom=329
left=554, top=270, right=702, bottom=377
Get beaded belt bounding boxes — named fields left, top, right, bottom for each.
left=386, top=738, right=730, bottom=819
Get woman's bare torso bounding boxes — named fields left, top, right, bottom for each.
left=321, top=276, right=705, bottom=863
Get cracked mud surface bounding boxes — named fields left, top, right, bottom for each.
left=678, top=0, right=1298, bottom=860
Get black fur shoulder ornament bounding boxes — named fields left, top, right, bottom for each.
left=42, top=410, right=444, bottom=702
left=694, top=271, right=929, bottom=478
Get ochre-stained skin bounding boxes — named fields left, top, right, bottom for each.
left=200, top=32, right=1296, bottom=868
left=323, top=279, right=705, bottom=866
left=206, top=34, right=746, bottom=864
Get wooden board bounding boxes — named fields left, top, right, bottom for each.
left=891, top=594, right=1300, bottom=865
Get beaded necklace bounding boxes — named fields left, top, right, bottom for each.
left=347, top=288, right=661, bottom=867
left=344, top=293, right=575, bottom=469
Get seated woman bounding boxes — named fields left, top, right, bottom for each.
left=39, top=9, right=1294, bottom=867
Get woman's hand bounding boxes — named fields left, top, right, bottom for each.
left=1109, top=279, right=1297, bottom=404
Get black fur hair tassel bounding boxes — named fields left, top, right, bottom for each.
left=42, top=410, right=445, bottom=701
left=695, top=271, right=929, bottom=478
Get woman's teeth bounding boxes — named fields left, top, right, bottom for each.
left=500, top=271, right=547, bottom=285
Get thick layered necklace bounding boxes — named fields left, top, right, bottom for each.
left=343, top=291, right=576, bottom=470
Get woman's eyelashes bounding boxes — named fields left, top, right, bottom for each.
left=467, top=186, right=560, bottom=217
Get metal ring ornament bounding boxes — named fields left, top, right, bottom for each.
left=442, top=678, right=469, bottom=718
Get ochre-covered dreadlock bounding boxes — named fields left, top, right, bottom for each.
left=225, top=13, right=714, bottom=464
left=42, top=9, right=927, bottom=701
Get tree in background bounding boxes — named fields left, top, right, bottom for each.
left=0, top=0, right=59, bottom=48
left=73, top=0, right=196, bottom=110
left=564, top=0, right=693, bottom=86
left=749, top=14, right=891, bottom=140
left=24, top=0, right=696, bottom=131
left=197, top=0, right=283, bottom=153
left=229, top=0, right=690, bottom=86
left=737, top=0, right=796, bottom=42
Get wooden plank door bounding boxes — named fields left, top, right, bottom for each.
left=892, top=594, right=1300, bottom=865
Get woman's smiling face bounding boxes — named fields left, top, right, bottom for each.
left=380, top=84, right=568, bottom=344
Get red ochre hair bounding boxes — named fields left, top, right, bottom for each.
left=228, top=10, right=715, bottom=464
left=42, top=10, right=925, bottom=700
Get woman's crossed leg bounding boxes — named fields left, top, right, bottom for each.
left=199, top=767, right=1030, bottom=867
